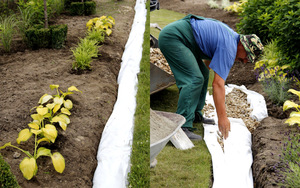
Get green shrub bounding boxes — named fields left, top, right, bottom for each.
left=50, top=0, right=65, bottom=15
left=18, top=6, right=35, bottom=41
left=85, top=29, right=105, bottom=45
left=71, top=38, right=99, bottom=70
left=237, top=0, right=300, bottom=71
left=50, top=24, right=68, bottom=49
left=0, top=154, right=20, bottom=188
left=0, top=14, right=18, bottom=52
left=84, top=1, right=96, bottom=15
left=25, top=26, right=51, bottom=49
left=70, top=2, right=85, bottom=16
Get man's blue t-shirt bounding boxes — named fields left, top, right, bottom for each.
left=190, top=17, right=240, bottom=81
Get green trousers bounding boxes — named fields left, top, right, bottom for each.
left=158, top=15, right=210, bottom=128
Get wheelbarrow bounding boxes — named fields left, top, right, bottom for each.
left=150, top=110, right=194, bottom=168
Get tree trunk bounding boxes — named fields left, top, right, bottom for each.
left=44, top=0, right=48, bottom=28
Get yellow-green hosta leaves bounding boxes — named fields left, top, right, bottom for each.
left=86, top=16, right=115, bottom=36
left=288, top=89, right=300, bottom=101
left=64, top=99, right=73, bottom=110
left=42, top=124, right=58, bottom=143
left=37, top=138, right=50, bottom=144
left=283, top=100, right=299, bottom=111
left=61, top=108, right=71, bottom=115
left=285, top=116, right=300, bottom=126
left=19, top=157, right=37, bottom=180
left=283, top=89, right=300, bottom=127
left=31, top=114, right=44, bottom=123
left=17, top=129, right=32, bottom=144
left=36, top=147, right=51, bottom=159
left=50, top=84, right=59, bottom=90
left=68, top=86, right=81, bottom=93
left=51, top=152, right=65, bottom=173
left=37, top=106, right=48, bottom=116
left=39, top=94, right=53, bottom=104
left=3, top=85, right=81, bottom=180
left=28, top=122, right=39, bottom=130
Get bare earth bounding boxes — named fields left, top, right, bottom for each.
left=158, top=0, right=297, bottom=187
left=0, top=0, right=135, bottom=187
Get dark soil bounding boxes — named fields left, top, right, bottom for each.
left=0, top=0, right=135, bottom=187
left=158, top=0, right=298, bottom=187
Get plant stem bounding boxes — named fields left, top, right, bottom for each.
left=8, top=144, right=33, bottom=158
left=34, top=134, right=37, bottom=158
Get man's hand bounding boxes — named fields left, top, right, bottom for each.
left=218, top=116, right=231, bottom=139
left=212, top=72, right=230, bottom=139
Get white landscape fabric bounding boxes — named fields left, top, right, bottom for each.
left=203, top=84, right=268, bottom=188
left=92, top=1, right=146, bottom=187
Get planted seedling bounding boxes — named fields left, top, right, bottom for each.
left=0, top=85, right=81, bottom=180
left=86, top=15, right=115, bottom=36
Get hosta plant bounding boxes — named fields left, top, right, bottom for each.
left=0, top=85, right=81, bottom=180
left=86, top=15, right=115, bottom=36
left=283, top=89, right=300, bottom=126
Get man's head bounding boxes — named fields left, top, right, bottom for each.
left=239, top=34, right=264, bottom=63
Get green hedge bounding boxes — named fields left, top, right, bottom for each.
left=50, top=24, right=68, bottom=49
left=237, top=0, right=300, bottom=70
left=70, top=2, right=85, bottom=16
left=0, top=154, right=20, bottom=188
left=84, top=1, right=96, bottom=15
left=69, top=1, right=96, bottom=16
left=25, top=24, right=68, bottom=49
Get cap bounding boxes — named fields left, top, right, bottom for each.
left=240, top=34, right=264, bottom=63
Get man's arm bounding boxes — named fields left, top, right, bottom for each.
left=212, top=72, right=230, bottom=139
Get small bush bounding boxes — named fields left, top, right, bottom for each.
left=0, top=14, right=18, bottom=52
left=85, top=29, right=105, bottom=45
left=0, top=154, right=20, bottom=188
left=25, top=26, right=51, bottom=49
left=84, top=1, right=96, bottom=15
left=18, top=6, right=35, bottom=41
left=71, top=38, right=99, bottom=70
left=50, top=24, right=68, bottom=49
left=237, top=0, right=300, bottom=71
left=70, top=2, right=84, bottom=16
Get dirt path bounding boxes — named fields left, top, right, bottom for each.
left=0, top=0, right=135, bottom=187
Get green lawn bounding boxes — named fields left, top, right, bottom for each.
left=150, top=9, right=214, bottom=188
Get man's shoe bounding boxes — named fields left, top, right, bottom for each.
left=194, top=112, right=215, bottom=125
left=182, top=127, right=202, bottom=140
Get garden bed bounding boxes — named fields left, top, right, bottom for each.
left=0, top=0, right=135, bottom=187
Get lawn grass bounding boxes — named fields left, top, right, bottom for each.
left=150, top=8, right=215, bottom=188
left=127, top=1, right=150, bottom=187
left=150, top=9, right=186, bottom=39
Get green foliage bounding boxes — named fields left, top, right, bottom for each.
left=0, top=85, right=81, bottom=180
left=71, top=38, right=99, bottom=70
left=70, top=2, right=85, bottom=16
left=18, top=6, right=36, bottom=41
left=86, top=29, right=106, bottom=45
left=25, top=24, right=68, bottom=49
left=50, top=24, right=68, bottom=49
left=25, top=26, right=51, bottom=49
left=50, top=0, right=65, bottom=15
left=224, top=0, right=247, bottom=13
left=84, top=1, right=96, bottom=15
left=237, top=0, right=300, bottom=71
left=275, top=132, right=300, bottom=187
left=254, top=41, right=299, bottom=105
left=18, top=0, right=52, bottom=26
left=0, top=14, right=18, bottom=52
left=0, top=154, right=20, bottom=188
